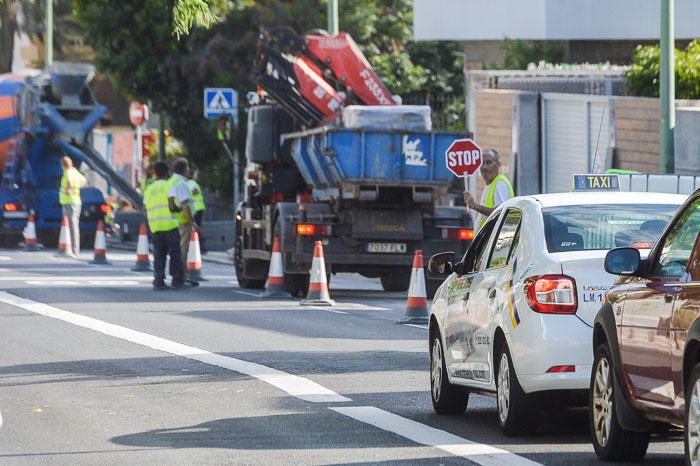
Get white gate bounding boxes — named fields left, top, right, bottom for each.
left=541, top=94, right=613, bottom=193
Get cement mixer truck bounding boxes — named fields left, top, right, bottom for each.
left=0, top=62, right=142, bottom=246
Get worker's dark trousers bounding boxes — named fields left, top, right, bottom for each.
left=194, top=210, right=206, bottom=253
left=152, top=228, right=183, bottom=286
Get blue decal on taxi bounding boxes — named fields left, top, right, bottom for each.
left=506, top=257, right=521, bottom=328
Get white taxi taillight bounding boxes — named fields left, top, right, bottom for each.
left=523, top=275, right=577, bottom=314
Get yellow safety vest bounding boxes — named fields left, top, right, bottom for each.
left=187, top=179, right=206, bottom=213
left=168, top=174, right=193, bottom=225
left=479, top=173, right=515, bottom=228
left=59, top=167, right=85, bottom=206
left=144, top=180, right=177, bottom=232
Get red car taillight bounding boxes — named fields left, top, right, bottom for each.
left=4, top=203, right=17, bottom=212
left=523, top=274, right=577, bottom=314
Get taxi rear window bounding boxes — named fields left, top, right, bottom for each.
left=542, top=204, right=679, bottom=252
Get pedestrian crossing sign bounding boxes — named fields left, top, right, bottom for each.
left=203, top=88, right=238, bottom=119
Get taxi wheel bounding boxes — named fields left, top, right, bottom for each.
left=430, top=335, right=468, bottom=414
left=684, top=363, right=700, bottom=465
left=589, top=343, right=649, bottom=462
left=496, top=342, right=535, bottom=436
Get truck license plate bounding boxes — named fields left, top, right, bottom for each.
left=365, top=242, right=407, bottom=254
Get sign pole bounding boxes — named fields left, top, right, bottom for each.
left=659, top=0, right=675, bottom=174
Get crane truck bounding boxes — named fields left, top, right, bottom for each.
left=235, top=29, right=474, bottom=297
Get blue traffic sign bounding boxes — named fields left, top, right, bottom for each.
left=203, top=88, right=238, bottom=119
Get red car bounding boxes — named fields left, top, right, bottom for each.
left=591, top=189, right=700, bottom=463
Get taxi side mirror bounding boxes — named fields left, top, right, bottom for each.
left=428, top=252, right=454, bottom=276
left=605, top=247, right=641, bottom=276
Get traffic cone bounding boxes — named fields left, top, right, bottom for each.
left=261, top=236, right=289, bottom=298
left=22, top=212, right=42, bottom=251
left=398, top=250, right=429, bottom=325
left=55, top=216, right=72, bottom=257
left=301, top=240, right=334, bottom=306
left=131, top=223, right=151, bottom=271
left=90, top=220, right=111, bottom=265
left=186, top=230, right=203, bottom=283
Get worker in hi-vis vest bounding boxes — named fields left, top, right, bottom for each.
left=463, top=148, right=514, bottom=229
left=59, top=156, right=87, bottom=257
left=144, top=161, right=184, bottom=290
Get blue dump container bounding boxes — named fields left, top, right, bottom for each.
left=284, top=127, right=466, bottom=199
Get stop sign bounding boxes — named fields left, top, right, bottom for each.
left=129, top=102, right=148, bottom=127
left=445, top=138, right=482, bottom=177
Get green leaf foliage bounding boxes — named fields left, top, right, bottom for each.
left=74, top=0, right=465, bottom=198
left=627, top=39, right=700, bottom=99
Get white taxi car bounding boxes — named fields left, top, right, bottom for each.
left=428, top=182, right=686, bottom=435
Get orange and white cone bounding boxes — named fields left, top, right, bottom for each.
left=398, top=250, right=429, bottom=325
left=22, top=212, right=41, bottom=251
left=186, top=230, right=203, bottom=283
left=55, top=216, right=72, bottom=257
left=261, top=236, right=289, bottom=298
left=131, top=223, right=152, bottom=271
left=301, top=240, right=334, bottom=306
left=90, top=220, right=111, bottom=265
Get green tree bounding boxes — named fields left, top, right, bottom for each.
left=627, top=39, right=700, bottom=99
left=75, top=0, right=467, bottom=197
left=502, top=38, right=566, bottom=70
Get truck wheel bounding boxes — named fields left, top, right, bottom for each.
left=590, top=343, right=650, bottom=461
left=82, top=233, right=95, bottom=250
left=286, top=273, right=310, bottom=297
left=380, top=269, right=411, bottom=292
left=234, top=237, right=265, bottom=289
left=426, top=278, right=443, bottom=299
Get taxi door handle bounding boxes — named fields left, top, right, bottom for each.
left=488, top=288, right=496, bottom=299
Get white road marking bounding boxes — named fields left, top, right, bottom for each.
left=330, top=407, right=542, bottom=466
left=404, top=324, right=429, bottom=330
left=88, top=281, right=140, bottom=286
left=0, top=291, right=350, bottom=403
left=26, top=280, right=80, bottom=286
left=0, top=274, right=234, bottom=281
left=232, top=290, right=261, bottom=297
left=309, top=306, right=348, bottom=314
left=0, top=256, right=11, bottom=261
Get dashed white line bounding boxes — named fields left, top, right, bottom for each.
left=330, top=406, right=542, bottom=466
left=0, top=291, right=350, bottom=403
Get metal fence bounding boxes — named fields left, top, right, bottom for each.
left=402, top=93, right=464, bottom=131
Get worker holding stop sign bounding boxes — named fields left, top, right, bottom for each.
left=445, top=139, right=514, bottom=229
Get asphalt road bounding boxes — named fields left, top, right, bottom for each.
left=0, top=248, right=686, bottom=465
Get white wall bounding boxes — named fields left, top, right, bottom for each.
left=414, top=0, right=700, bottom=41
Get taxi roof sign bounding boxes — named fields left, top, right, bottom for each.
left=571, top=174, right=620, bottom=192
